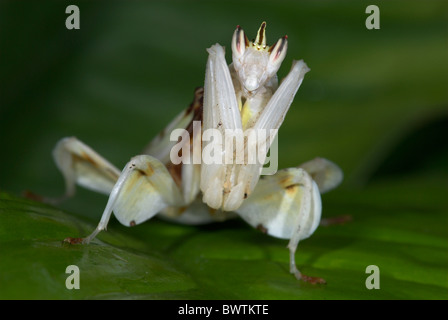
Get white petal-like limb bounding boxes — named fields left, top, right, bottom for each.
left=52, top=137, right=121, bottom=202
left=299, top=157, right=344, bottom=194
left=201, top=44, right=243, bottom=210
left=203, top=44, right=242, bottom=132
left=83, top=155, right=185, bottom=243
left=236, top=167, right=321, bottom=280
left=238, top=60, right=311, bottom=200
left=253, top=60, right=310, bottom=133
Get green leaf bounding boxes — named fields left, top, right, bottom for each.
left=0, top=192, right=198, bottom=299
left=1, top=172, right=447, bottom=299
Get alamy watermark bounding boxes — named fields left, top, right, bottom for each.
left=365, top=5, right=380, bottom=30
left=65, top=5, right=80, bottom=30
left=169, top=121, right=279, bottom=175
left=65, top=265, right=80, bottom=289
left=365, top=265, right=380, bottom=289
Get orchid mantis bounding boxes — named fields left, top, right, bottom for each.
left=52, top=22, right=343, bottom=283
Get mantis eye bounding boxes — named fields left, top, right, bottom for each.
left=232, top=25, right=249, bottom=58
left=268, top=35, right=288, bottom=68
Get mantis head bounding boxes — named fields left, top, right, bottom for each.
left=231, top=21, right=288, bottom=95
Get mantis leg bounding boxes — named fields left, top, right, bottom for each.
left=236, top=167, right=323, bottom=282
left=51, top=137, right=121, bottom=203
left=83, top=154, right=185, bottom=243
left=201, top=44, right=244, bottom=211
left=51, top=137, right=185, bottom=243
left=298, top=157, right=343, bottom=194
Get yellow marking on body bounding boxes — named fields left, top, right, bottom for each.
left=145, top=163, right=155, bottom=176
left=278, top=175, right=293, bottom=188
left=285, top=184, right=299, bottom=195
left=136, top=163, right=154, bottom=177
left=72, top=152, right=99, bottom=170
left=223, top=180, right=231, bottom=192
left=72, top=152, right=119, bottom=181
left=278, top=174, right=304, bottom=196
left=241, top=100, right=252, bottom=130
left=80, top=151, right=99, bottom=167
left=122, top=171, right=146, bottom=195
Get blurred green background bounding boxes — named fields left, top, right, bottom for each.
left=0, top=0, right=447, bottom=299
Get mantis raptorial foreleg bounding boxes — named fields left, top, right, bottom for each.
left=200, top=24, right=310, bottom=213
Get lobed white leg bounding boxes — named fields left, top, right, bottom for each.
left=51, top=137, right=121, bottom=202
left=83, top=154, right=185, bottom=243
left=236, top=167, right=322, bottom=282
